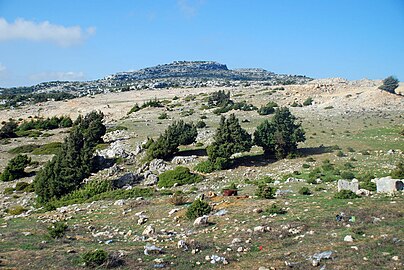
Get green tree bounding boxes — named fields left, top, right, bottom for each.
left=208, top=90, right=232, bottom=108
left=254, top=107, right=305, bottom=159
left=34, top=111, right=105, bottom=203
left=379, top=76, right=399, bottom=94
left=0, top=120, right=18, bottom=139
left=0, top=154, right=31, bottom=181
left=146, top=120, right=197, bottom=160
left=207, top=114, right=252, bottom=169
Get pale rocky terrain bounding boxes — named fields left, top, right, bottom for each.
left=0, top=78, right=403, bottom=269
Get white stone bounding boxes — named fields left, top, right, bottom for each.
left=338, top=179, right=359, bottom=192
left=375, top=177, right=404, bottom=193
left=193, top=215, right=209, bottom=226
left=142, top=225, right=154, bottom=236
left=253, top=226, right=265, bottom=233
left=344, top=235, right=354, bottom=242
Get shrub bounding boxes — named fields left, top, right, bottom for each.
left=347, top=147, right=355, bottom=152
left=257, top=105, right=275, bottom=115
left=256, top=184, right=276, bottom=199
left=303, top=97, right=313, bottom=106
left=0, top=154, right=31, bottom=181
left=6, top=205, right=27, bottom=215
left=334, top=190, right=359, bottom=199
left=194, top=160, right=215, bottom=173
left=298, top=187, right=312, bottom=195
left=196, top=120, right=206, bottom=128
left=266, top=204, right=287, bottom=215
left=336, top=150, right=345, bottom=157
left=290, top=101, right=302, bottom=107
left=81, top=249, right=108, bottom=268
left=359, top=181, right=376, bottom=191
left=127, top=103, right=141, bottom=115
left=324, top=106, right=334, bottom=110
left=0, top=120, right=18, bottom=139
left=8, top=144, right=40, bottom=154
left=158, top=112, right=168, bottom=120
left=379, top=76, right=399, bottom=94
left=257, top=176, right=275, bottom=184
left=31, top=142, right=62, bottom=155
left=15, top=181, right=30, bottom=191
left=48, top=222, right=68, bottom=238
left=169, top=191, right=188, bottom=205
left=4, top=187, right=14, bottom=194
left=341, top=171, right=355, bottom=180
left=146, top=120, right=197, bottom=160
left=158, top=166, right=202, bottom=188
left=305, top=157, right=315, bottom=162
left=302, top=163, right=311, bottom=169
left=186, top=199, right=212, bottom=219
left=180, top=109, right=194, bottom=116
left=391, top=162, right=404, bottom=179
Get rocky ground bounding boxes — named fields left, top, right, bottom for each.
left=0, top=79, right=403, bottom=269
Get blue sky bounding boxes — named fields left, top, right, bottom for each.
left=0, top=0, right=403, bottom=87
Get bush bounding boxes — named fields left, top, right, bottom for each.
left=127, top=103, right=141, bottom=115
left=334, top=190, right=359, bottom=199
left=379, top=76, right=399, bottom=94
left=303, top=97, right=313, bottom=106
left=340, top=171, right=355, bottom=180
left=360, top=181, right=376, bottom=191
left=266, top=204, right=287, bottom=215
left=81, top=249, right=108, bottom=268
left=257, top=104, right=275, bottom=115
left=8, top=144, right=40, bottom=154
left=4, top=187, right=14, bottom=194
left=31, top=142, right=62, bottom=155
left=0, top=154, right=31, bottom=182
left=298, top=187, right=312, bottom=195
left=324, top=106, right=334, bottom=110
left=302, top=163, right=311, bottom=169
left=186, top=199, right=212, bottom=219
left=169, top=191, right=188, bottom=205
left=194, top=160, right=215, bottom=173
left=391, top=162, right=404, bottom=179
left=48, top=222, right=68, bottom=238
left=196, top=120, right=206, bottom=128
left=347, top=147, right=355, bottom=152
left=146, top=120, right=197, bottom=160
left=158, top=112, right=168, bottom=119
left=158, top=166, right=202, bottom=188
left=15, top=181, right=30, bottom=191
left=336, top=150, right=345, bottom=157
left=6, top=205, right=27, bottom=215
left=305, top=157, right=315, bottom=162
left=256, top=184, right=276, bottom=199
left=0, top=120, right=18, bottom=139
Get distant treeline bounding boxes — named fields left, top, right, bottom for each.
left=0, top=91, right=76, bottom=108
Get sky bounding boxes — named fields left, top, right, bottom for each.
left=0, top=0, right=403, bottom=87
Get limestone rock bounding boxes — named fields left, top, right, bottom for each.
left=338, top=179, right=359, bottom=192
left=375, top=177, right=404, bottom=193
left=142, top=225, right=155, bottom=236
left=193, top=215, right=209, bottom=226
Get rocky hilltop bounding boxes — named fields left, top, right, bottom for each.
left=0, top=61, right=312, bottom=97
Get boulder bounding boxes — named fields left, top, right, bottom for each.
left=356, top=189, right=371, bottom=196
left=112, top=173, right=142, bottom=188
left=149, top=159, right=171, bottom=174
left=142, top=225, right=155, bottom=236
left=193, top=215, right=209, bottom=226
left=337, top=179, right=359, bottom=192
left=143, top=174, right=158, bottom=186
left=375, top=177, right=404, bottom=193
left=172, top=155, right=197, bottom=164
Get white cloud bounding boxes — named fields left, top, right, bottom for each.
left=0, top=63, right=5, bottom=72
left=177, top=0, right=204, bottom=18
left=0, top=17, right=95, bottom=47
left=29, top=71, right=85, bottom=82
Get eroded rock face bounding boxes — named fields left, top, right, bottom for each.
left=375, top=177, right=404, bottom=193
left=337, top=179, right=359, bottom=192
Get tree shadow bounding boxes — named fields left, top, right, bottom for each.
left=231, top=153, right=276, bottom=168
left=298, top=145, right=335, bottom=156
left=177, top=148, right=207, bottom=157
